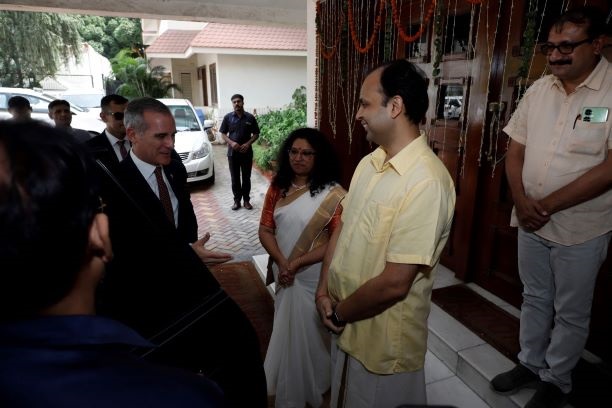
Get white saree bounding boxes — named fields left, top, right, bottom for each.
left=264, top=184, right=343, bottom=408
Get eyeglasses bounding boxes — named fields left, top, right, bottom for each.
left=540, top=38, right=593, bottom=55
left=105, top=111, right=124, bottom=121
left=288, top=148, right=316, bottom=158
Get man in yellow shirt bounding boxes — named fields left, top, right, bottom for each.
left=315, top=59, right=456, bottom=407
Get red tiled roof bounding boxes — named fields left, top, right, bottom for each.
left=192, top=23, right=306, bottom=51
left=146, top=30, right=200, bottom=54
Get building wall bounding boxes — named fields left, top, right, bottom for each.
left=195, top=53, right=218, bottom=107
left=47, top=43, right=111, bottom=91
left=170, top=55, right=201, bottom=103
left=216, top=54, right=306, bottom=118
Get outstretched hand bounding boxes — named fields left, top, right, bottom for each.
left=192, top=232, right=233, bottom=264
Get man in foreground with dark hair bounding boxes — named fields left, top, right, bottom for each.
left=0, top=121, right=224, bottom=407
left=316, top=59, right=456, bottom=407
left=491, top=7, right=612, bottom=408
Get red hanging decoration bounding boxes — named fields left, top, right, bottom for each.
left=390, top=0, right=437, bottom=44
left=347, top=0, right=386, bottom=54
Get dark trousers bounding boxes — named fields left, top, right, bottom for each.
left=228, top=150, right=253, bottom=203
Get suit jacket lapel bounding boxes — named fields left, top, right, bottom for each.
left=120, top=156, right=174, bottom=232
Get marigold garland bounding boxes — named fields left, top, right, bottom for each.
left=347, top=0, right=386, bottom=54
left=390, top=0, right=437, bottom=44
left=317, top=0, right=344, bottom=60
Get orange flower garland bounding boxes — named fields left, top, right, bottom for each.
left=390, top=0, right=437, bottom=43
left=317, top=0, right=344, bottom=60
left=316, top=0, right=449, bottom=58
left=347, top=0, right=386, bottom=54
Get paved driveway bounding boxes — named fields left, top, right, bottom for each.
left=189, top=144, right=270, bottom=262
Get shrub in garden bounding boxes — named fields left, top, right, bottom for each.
left=254, top=87, right=306, bottom=171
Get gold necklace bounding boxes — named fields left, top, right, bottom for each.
left=291, top=182, right=308, bottom=190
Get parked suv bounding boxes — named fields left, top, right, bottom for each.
left=157, top=98, right=215, bottom=184
left=0, top=87, right=104, bottom=133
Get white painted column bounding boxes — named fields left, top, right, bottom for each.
left=306, top=0, right=317, bottom=127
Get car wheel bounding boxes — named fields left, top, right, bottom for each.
left=208, top=164, right=215, bottom=185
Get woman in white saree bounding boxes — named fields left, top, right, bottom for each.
left=259, top=128, right=346, bottom=408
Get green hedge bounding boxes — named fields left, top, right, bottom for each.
left=254, top=87, right=306, bottom=171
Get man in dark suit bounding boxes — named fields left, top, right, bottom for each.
left=96, top=97, right=267, bottom=407
left=87, top=94, right=129, bottom=167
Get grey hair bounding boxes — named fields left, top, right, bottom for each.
left=124, top=97, right=172, bottom=133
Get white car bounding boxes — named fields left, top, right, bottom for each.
left=51, top=89, right=105, bottom=117
left=443, top=96, right=463, bottom=120
left=0, top=87, right=104, bottom=134
left=158, top=98, right=215, bottom=184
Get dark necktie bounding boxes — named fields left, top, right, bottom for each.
left=117, top=140, right=128, bottom=160
left=154, top=166, right=175, bottom=225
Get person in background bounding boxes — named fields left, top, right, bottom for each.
left=491, top=8, right=612, bottom=408
left=87, top=94, right=129, bottom=167
left=0, top=120, right=224, bottom=407
left=7, top=96, right=32, bottom=122
left=96, top=97, right=267, bottom=408
left=220, top=93, right=260, bottom=210
left=260, top=127, right=346, bottom=408
left=316, top=59, right=456, bottom=408
left=48, top=99, right=94, bottom=143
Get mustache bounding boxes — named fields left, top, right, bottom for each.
left=549, top=60, right=571, bottom=66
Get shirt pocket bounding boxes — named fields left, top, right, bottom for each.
left=567, top=122, right=608, bottom=156
left=358, top=202, right=395, bottom=243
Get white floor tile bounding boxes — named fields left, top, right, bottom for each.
left=425, top=350, right=454, bottom=384
left=427, top=376, right=491, bottom=408
left=465, top=283, right=511, bottom=308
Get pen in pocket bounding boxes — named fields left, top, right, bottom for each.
left=573, top=114, right=581, bottom=129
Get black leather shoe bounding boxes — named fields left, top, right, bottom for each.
left=491, top=364, right=540, bottom=395
left=232, top=201, right=241, bottom=211
left=525, top=381, right=567, bottom=408
left=243, top=201, right=253, bottom=210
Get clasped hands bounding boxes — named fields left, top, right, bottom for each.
left=515, top=195, right=550, bottom=232
left=277, top=257, right=301, bottom=288
left=192, top=232, right=233, bottom=265
left=230, top=141, right=251, bottom=154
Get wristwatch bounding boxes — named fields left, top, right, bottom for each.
left=331, top=304, right=347, bottom=327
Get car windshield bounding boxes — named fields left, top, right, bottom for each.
left=63, top=94, right=102, bottom=108
left=169, top=106, right=202, bottom=131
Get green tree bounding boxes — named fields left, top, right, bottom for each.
left=111, top=49, right=180, bottom=98
left=0, top=11, right=82, bottom=87
left=77, top=15, right=142, bottom=59
left=253, top=86, right=307, bottom=171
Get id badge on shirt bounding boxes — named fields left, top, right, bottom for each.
left=581, top=107, right=609, bottom=123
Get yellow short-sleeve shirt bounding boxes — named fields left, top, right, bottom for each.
left=328, top=133, right=456, bottom=374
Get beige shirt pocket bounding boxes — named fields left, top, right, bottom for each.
left=567, top=122, right=608, bottom=156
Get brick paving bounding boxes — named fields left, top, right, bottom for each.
left=188, top=143, right=270, bottom=262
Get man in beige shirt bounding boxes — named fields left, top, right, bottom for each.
left=491, top=7, right=612, bottom=408
left=315, top=59, right=455, bottom=407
